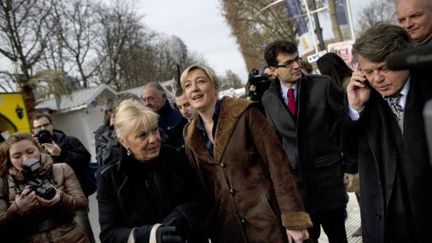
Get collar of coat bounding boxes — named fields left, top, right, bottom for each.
left=184, top=96, right=254, bottom=162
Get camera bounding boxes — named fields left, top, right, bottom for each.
left=36, top=129, right=53, bottom=144
left=21, top=158, right=56, bottom=200
left=248, top=68, right=270, bottom=86
left=247, top=68, right=272, bottom=102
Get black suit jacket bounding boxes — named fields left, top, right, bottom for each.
left=344, top=69, right=432, bottom=243
left=262, top=75, right=350, bottom=214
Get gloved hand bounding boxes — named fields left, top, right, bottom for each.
left=156, top=225, right=183, bottom=243
left=162, top=210, right=189, bottom=237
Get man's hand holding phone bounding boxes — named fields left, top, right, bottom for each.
left=347, top=70, right=372, bottom=111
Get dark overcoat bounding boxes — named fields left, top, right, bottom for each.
left=261, top=75, right=350, bottom=214
left=183, top=97, right=312, bottom=243
left=97, top=145, right=208, bottom=243
left=344, top=69, right=432, bottom=243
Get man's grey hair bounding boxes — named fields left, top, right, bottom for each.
left=352, top=24, right=413, bottom=63
left=143, top=81, right=166, bottom=94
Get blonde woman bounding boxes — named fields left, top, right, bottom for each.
left=180, top=64, right=312, bottom=243
left=96, top=99, right=208, bottom=243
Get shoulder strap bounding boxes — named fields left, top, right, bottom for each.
left=0, top=176, right=9, bottom=203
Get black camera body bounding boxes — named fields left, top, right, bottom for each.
left=248, top=68, right=270, bottom=86
left=22, top=158, right=56, bottom=200
left=247, top=68, right=272, bottom=102
left=36, top=129, right=53, bottom=144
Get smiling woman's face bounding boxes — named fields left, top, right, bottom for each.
left=183, top=68, right=218, bottom=113
left=120, top=121, right=161, bottom=162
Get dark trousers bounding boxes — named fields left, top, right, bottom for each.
left=308, top=207, right=348, bottom=243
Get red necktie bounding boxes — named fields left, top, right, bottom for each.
left=287, top=88, right=296, bottom=117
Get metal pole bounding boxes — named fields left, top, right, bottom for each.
left=345, top=0, right=356, bottom=40
left=302, top=0, right=319, bottom=53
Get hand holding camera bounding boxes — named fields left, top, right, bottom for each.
left=21, top=158, right=57, bottom=201
left=14, top=188, right=39, bottom=215
left=35, top=130, right=61, bottom=156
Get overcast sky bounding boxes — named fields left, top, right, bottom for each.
left=138, top=0, right=374, bottom=81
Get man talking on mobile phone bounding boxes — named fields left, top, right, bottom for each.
left=345, top=24, right=432, bottom=243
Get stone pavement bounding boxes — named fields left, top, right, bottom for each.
left=88, top=192, right=363, bottom=243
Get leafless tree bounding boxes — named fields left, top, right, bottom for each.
left=220, top=0, right=296, bottom=71
left=168, top=35, right=188, bottom=84
left=46, top=0, right=102, bottom=88
left=0, top=0, right=56, bottom=114
left=219, top=69, right=244, bottom=90
left=356, top=0, right=396, bottom=35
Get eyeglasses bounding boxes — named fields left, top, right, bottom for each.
left=275, top=56, right=302, bottom=69
left=33, top=123, right=51, bottom=130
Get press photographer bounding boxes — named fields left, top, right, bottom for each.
left=31, top=113, right=95, bottom=242
left=0, top=132, right=89, bottom=242
left=246, top=67, right=275, bottom=102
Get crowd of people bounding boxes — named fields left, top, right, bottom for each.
left=0, top=0, right=431, bottom=242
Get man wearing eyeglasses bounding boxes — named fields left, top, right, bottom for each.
left=31, top=113, right=96, bottom=243
left=345, top=24, right=432, bottom=243
left=261, top=40, right=351, bottom=243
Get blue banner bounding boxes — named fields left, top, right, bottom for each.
left=283, top=0, right=309, bottom=36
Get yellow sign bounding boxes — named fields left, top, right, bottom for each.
left=0, top=93, right=30, bottom=139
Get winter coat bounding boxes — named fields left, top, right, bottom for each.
left=0, top=153, right=89, bottom=243
left=343, top=69, right=432, bottom=243
left=97, top=145, right=209, bottom=243
left=262, top=75, right=350, bottom=214
left=183, top=96, right=312, bottom=243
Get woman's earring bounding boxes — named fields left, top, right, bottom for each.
left=126, top=148, right=131, bottom=156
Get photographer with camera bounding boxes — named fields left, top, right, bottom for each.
left=31, top=113, right=95, bottom=242
left=0, top=132, right=89, bottom=242
left=246, top=66, right=275, bottom=103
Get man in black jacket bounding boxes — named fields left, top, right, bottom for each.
left=31, top=113, right=95, bottom=243
left=261, top=40, right=352, bottom=243
left=345, top=24, right=432, bottom=243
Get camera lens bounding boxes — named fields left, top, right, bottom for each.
left=36, top=184, right=56, bottom=200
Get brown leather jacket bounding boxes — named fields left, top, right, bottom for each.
left=0, top=153, right=89, bottom=243
left=184, top=97, right=312, bottom=243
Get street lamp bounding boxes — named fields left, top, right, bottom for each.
left=15, top=104, right=24, bottom=119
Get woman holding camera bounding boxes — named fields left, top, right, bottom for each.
left=96, top=99, right=208, bottom=243
left=0, top=132, right=89, bottom=243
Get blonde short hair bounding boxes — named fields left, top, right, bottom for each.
left=180, top=64, right=220, bottom=90
left=114, top=99, right=159, bottom=141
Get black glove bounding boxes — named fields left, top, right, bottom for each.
left=156, top=225, right=183, bottom=243
left=162, top=210, right=189, bottom=237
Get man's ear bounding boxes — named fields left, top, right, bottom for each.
left=161, top=93, right=167, bottom=99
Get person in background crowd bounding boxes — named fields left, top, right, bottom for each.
left=317, top=51, right=362, bottom=237
left=262, top=40, right=352, bottom=243
left=0, top=132, right=89, bottom=243
left=141, top=82, right=184, bottom=149
left=95, top=93, right=141, bottom=166
left=317, top=52, right=353, bottom=90
left=97, top=99, right=208, bottom=243
left=300, top=60, right=314, bottom=75
left=345, top=23, right=432, bottom=243
left=397, top=0, right=432, bottom=46
left=175, top=88, right=197, bottom=122
left=31, top=113, right=95, bottom=242
left=180, top=64, right=311, bottom=243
